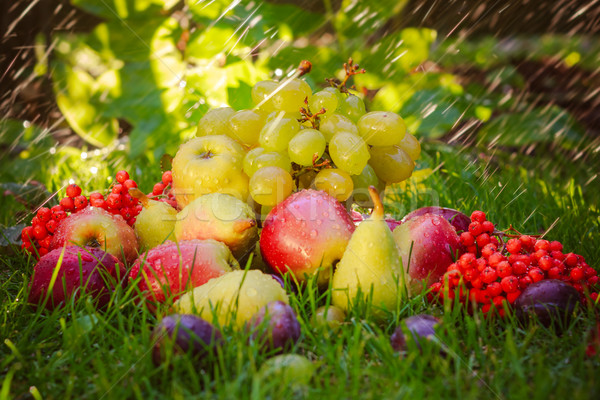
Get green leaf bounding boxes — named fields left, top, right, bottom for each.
left=400, top=89, right=463, bottom=138
left=478, top=106, right=586, bottom=148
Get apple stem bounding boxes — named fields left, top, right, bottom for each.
left=129, top=188, right=150, bottom=208
left=368, top=186, right=384, bottom=220
left=233, top=219, right=256, bottom=233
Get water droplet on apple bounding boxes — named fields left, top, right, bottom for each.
left=309, top=230, right=318, bottom=238
left=316, top=219, right=322, bottom=226
left=246, top=288, right=258, bottom=297
left=322, top=212, right=329, bottom=218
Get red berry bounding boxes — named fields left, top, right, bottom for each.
left=60, top=197, right=74, bottom=211
left=529, top=267, right=544, bottom=282
left=106, top=193, right=122, bottom=209
left=66, top=184, right=82, bottom=198
left=570, top=267, right=584, bottom=281
left=36, top=207, right=51, bottom=222
left=481, top=221, right=494, bottom=233
left=74, top=195, right=88, bottom=211
left=116, top=170, right=129, bottom=184
left=45, top=219, right=58, bottom=234
left=564, top=253, right=578, bottom=268
left=506, top=239, right=522, bottom=254
left=532, top=249, right=548, bottom=263
left=123, top=179, right=138, bottom=190
left=153, top=183, right=166, bottom=196
left=487, top=282, right=503, bottom=297
left=469, top=222, right=483, bottom=236
left=121, top=194, right=135, bottom=208
left=492, top=296, right=506, bottom=309
left=89, top=192, right=104, bottom=201
left=21, top=226, right=34, bottom=242
left=112, top=184, right=125, bottom=194
left=51, top=209, right=66, bottom=221
left=127, top=217, right=136, bottom=226
left=460, top=232, right=475, bottom=246
left=458, top=253, right=476, bottom=269
left=32, top=225, right=47, bottom=240
left=471, top=211, right=486, bottom=223
left=534, top=239, right=550, bottom=251
left=506, top=290, right=521, bottom=304
left=496, top=261, right=512, bottom=278
left=501, top=276, right=519, bottom=293
left=549, top=241, right=563, bottom=252
left=38, top=247, right=49, bottom=257
left=31, top=216, right=42, bottom=228
left=519, top=275, right=533, bottom=290
left=488, top=252, right=505, bottom=267
left=519, top=235, right=534, bottom=249
left=548, top=267, right=561, bottom=279
left=475, top=258, right=487, bottom=272
left=481, top=243, right=496, bottom=258
left=162, top=171, right=173, bottom=185
left=585, top=267, right=597, bottom=278
left=39, top=236, right=52, bottom=249
left=471, top=277, right=484, bottom=289
left=588, top=276, right=599, bottom=286
left=481, top=267, right=498, bottom=284
left=512, top=261, right=528, bottom=275
left=538, top=256, right=553, bottom=271
left=550, top=250, right=564, bottom=260
left=464, top=268, right=479, bottom=282
left=466, top=245, right=477, bottom=254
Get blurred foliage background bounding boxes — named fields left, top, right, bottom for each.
left=0, top=0, right=599, bottom=229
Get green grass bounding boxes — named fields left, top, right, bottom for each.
left=1, top=142, right=599, bottom=400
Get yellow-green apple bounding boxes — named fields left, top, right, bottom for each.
left=129, top=239, right=238, bottom=308
left=50, top=206, right=139, bottom=263
left=259, top=189, right=355, bottom=285
left=393, top=213, right=461, bottom=294
left=174, top=193, right=258, bottom=262
left=130, top=189, right=177, bottom=251
left=171, top=135, right=249, bottom=207
left=28, top=246, right=125, bottom=310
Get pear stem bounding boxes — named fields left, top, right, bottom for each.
left=368, top=186, right=384, bottom=219
left=129, top=188, right=150, bottom=208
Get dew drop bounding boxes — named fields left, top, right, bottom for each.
left=310, top=230, right=318, bottom=238
left=246, top=288, right=258, bottom=297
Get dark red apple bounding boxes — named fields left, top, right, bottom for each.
left=29, top=246, right=125, bottom=310
left=260, top=189, right=355, bottom=285
left=50, top=206, right=139, bottom=263
left=393, top=213, right=461, bottom=294
left=402, top=207, right=470, bottom=233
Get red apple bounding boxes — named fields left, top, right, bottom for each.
left=129, top=239, right=238, bottom=307
left=50, top=206, right=139, bottom=264
left=402, top=207, right=470, bottom=233
left=29, top=246, right=125, bottom=310
left=393, top=213, right=461, bottom=294
left=260, top=189, right=355, bottom=285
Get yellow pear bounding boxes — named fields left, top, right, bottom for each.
left=331, top=186, right=405, bottom=318
left=130, top=189, right=177, bottom=251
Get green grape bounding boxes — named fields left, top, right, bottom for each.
left=338, top=95, right=366, bottom=122
left=328, top=131, right=370, bottom=175
left=351, top=164, right=381, bottom=205
left=319, top=113, right=358, bottom=142
left=368, top=145, right=415, bottom=183
left=249, top=152, right=292, bottom=176
left=252, top=80, right=278, bottom=111
left=397, top=132, right=421, bottom=161
left=357, top=111, right=407, bottom=146
left=243, top=147, right=266, bottom=177
left=314, top=169, right=354, bottom=202
left=196, top=107, right=235, bottom=137
left=297, top=170, right=317, bottom=189
left=267, top=110, right=302, bottom=122
left=309, top=90, right=338, bottom=116
left=288, top=129, right=326, bottom=166
left=322, top=87, right=345, bottom=105
left=270, top=78, right=312, bottom=114
left=228, top=109, right=267, bottom=146
left=259, top=113, right=300, bottom=152
left=249, top=166, right=293, bottom=206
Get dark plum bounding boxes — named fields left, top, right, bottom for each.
left=514, top=279, right=581, bottom=330
left=151, top=314, right=222, bottom=366
left=402, top=206, right=470, bottom=233
left=391, top=314, right=440, bottom=352
left=247, top=301, right=301, bottom=353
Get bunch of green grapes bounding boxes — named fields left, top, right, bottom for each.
left=195, top=68, right=420, bottom=208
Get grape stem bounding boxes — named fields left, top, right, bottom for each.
left=298, top=96, right=326, bottom=129
left=326, top=57, right=366, bottom=94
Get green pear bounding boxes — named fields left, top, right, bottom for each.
left=174, top=193, right=258, bottom=263
left=331, top=186, right=405, bottom=318
left=130, top=189, right=177, bottom=251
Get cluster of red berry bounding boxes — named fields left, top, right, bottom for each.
left=150, top=171, right=177, bottom=208
left=21, top=171, right=142, bottom=258
left=429, top=211, right=599, bottom=316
